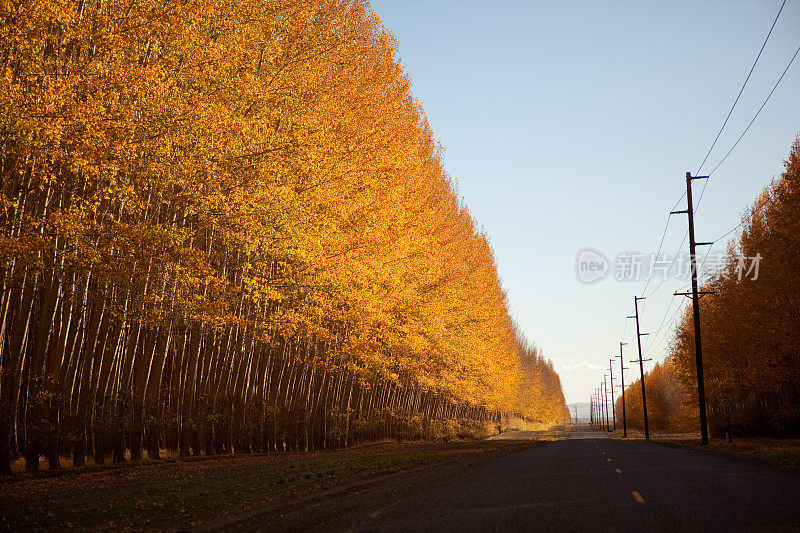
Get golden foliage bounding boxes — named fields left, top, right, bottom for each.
left=620, top=136, right=800, bottom=437
left=0, top=0, right=567, bottom=473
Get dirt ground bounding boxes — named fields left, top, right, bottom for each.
left=604, top=426, right=800, bottom=475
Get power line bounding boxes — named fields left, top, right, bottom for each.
left=772, top=239, right=800, bottom=262
left=666, top=213, right=800, bottom=299
left=638, top=32, right=799, bottom=370
left=683, top=190, right=800, bottom=283
left=679, top=1, right=792, bottom=286
left=611, top=3, right=794, bottom=407
left=643, top=231, right=688, bottom=298
left=695, top=40, right=800, bottom=213
left=639, top=194, right=687, bottom=298
left=695, top=0, right=788, bottom=176
left=620, top=317, right=628, bottom=344
left=644, top=298, right=685, bottom=358
left=644, top=250, right=729, bottom=357
left=642, top=221, right=800, bottom=376
left=646, top=306, right=684, bottom=358
left=711, top=221, right=745, bottom=245
left=642, top=295, right=677, bottom=353
left=707, top=43, right=800, bottom=178
left=673, top=244, right=726, bottom=293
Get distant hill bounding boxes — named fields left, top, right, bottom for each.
left=567, top=402, right=591, bottom=421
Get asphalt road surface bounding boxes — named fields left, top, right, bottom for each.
left=354, top=425, right=800, bottom=532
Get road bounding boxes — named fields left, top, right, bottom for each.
left=352, top=425, right=800, bottom=532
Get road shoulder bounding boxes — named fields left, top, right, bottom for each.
left=652, top=437, right=800, bottom=476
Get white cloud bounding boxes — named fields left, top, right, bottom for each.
left=560, top=361, right=605, bottom=372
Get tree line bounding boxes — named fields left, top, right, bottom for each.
left=0, top=0, right=568, bottom=474
left=618, top=137, right=800, bottom=437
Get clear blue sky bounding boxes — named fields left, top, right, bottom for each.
left=369, top=0, right=800, bottom=405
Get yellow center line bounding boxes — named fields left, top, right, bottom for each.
left=632, top=491, right=645, bottom=503
left=615, top=468, right=622, bottom=474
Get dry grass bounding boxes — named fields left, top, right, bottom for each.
left=0, top=439, right=537, bottom=530
left=657, top=436, right=800, bottom=475
left=611, top=427, right=701, bottom=440
left=605, top=426, right=800, bottom=475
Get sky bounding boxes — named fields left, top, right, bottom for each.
left=368, top=0, right=800, bottom=404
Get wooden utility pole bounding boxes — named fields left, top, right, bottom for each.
left=597, top=388, right=603, bottom=430
left=618, top=342, right=628, bottom=438
left=599, top=385, right=605, bottom=431
left=603, top=375, right=610, bottom=432
left=628, top=297, right=651, bottom=440
left=596, top=390, right=601, bottom=429
left=672, top=172, right=713, bottom=445
left=594, top=389, right=603, bottom=428
left=609, top=359, right=616, bottom=432
left=595, top=390, right=599, bottom=429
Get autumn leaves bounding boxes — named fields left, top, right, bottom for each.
left=0, top=0, right=568, bottom=474
left=619, top=138, right=800, bottom=437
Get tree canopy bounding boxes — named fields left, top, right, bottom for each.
left=0, top=0, right=568, bottom=474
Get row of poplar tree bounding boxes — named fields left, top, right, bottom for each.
left=0, top=0, right=569, bottom=474
left=619, top=137, right=800, bottom=437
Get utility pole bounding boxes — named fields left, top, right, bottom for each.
left=594, top=389, right=603, bottom=427
left=671, top=172, right=714, bottom=445
left=596, top=389, right=600, bottom=430
left=596, top=388, right=602, bottom=430
left=594, top=389, right=603, bottom=428
left=600, top=384, right=606, bottom=431
left=596, top=390, right=601, bottom=429
left=603, top=375, right=610, bottom=432
left=590, top=396, right=593, bottom=426
left=618, top=342, right=628, bottom=438
left=609, top=359, right=616, bottom=432
left=628, top=297, right=651, bottom=440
